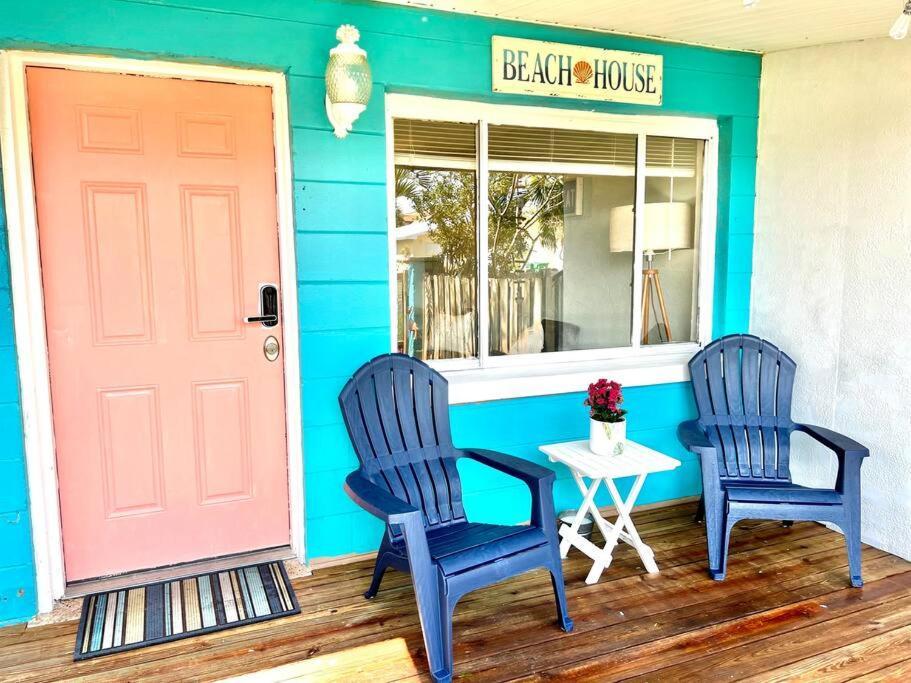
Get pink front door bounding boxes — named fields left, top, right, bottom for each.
left=27, top=67, right=291, bottom=581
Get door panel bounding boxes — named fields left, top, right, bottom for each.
left=27, top=67, right=290, bottom=581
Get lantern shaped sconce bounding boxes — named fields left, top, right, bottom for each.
left=325, top=25, right=372, bottom=138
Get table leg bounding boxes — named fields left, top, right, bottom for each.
left=584, top=484, right=629, bottom=584
left=604, top=475, right=659, bottom=574
left=559, top=471, right=603, bottom=559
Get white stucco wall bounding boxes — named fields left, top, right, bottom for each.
left=752, top=38, right=911, bottom=560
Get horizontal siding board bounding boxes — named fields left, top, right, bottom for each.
left=451, top=383, right=695, bottom=449
left=727, top=194, right=757, bottom=235
left=722, top=307, right=750, bottom=335
left=300, top=375, right=348, bottom=428
left=727, top=232, right=755, bottom=273
left=0, top=290, right=15, bottom=354
left=298, top=327, right=390, bottom=379
left=292, top=127, right=386, bottom=184
left=297, top=283, right=390, bottom=331
left=0, top=564, right=37, bottom=627
left=305, top=509, right=385, bottom=559
left=0, top=403, right=25, bottom=462
left=295, top=181, right=388, bottom=233
left=303, top=423, right=359, bottom=474
left=306, top=467, right=365, bottom=519
left=296, top=232, right=388, bottom=283
left=0, top=511, right=34, bottom=568
left=730, top=154, right=758, bottom=196
left=725, top=272, right=754, bottom=310
left=0, top=403, right=24, bottom=462
left=730, top=116, right=759, bottom=156
left=1, top=1, right=334, bottom=74
left=0, top=459, right=28, bottom=514
left=0, top=347, right=20, bottom=404
left=661, top=69, right=759, bottom=118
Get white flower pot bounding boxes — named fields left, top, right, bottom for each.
left=589, top=418, right=626, bottom=456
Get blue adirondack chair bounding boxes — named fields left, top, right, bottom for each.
left=339, top=354, right=573, bottom=683
left=678, top=334, right=869, bottom=587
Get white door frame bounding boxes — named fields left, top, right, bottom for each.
left=0, top=50, right=305, bottom=613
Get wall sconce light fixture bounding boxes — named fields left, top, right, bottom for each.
left=325, top=25, right=372, bottom=138
left=891, top=1, right=911, bottom=39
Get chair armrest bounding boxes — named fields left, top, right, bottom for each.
left=344, top=471, right=421, bottom=525
left=677, top=420, right=715, bottom=452
left=795, top=424, right=870, bottom=458
left=460, top=448, right=556, bottom=485
left=345, top=472, right=436, bottom=593
left=459, top=448, right=557, bottom=533
left=795, top=424, right=868, bottom=496
left=677, top=420, right=722, bottom=497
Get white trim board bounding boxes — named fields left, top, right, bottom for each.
left=0, top=50, right=305, bottom=614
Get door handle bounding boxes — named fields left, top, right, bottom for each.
left=244, top=314, right=278, bottom=324
left=245, top=284, right=279, bottom=327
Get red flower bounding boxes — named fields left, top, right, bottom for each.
left=585, top=378, right=627, bottom=423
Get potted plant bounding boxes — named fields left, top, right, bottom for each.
left=585, top=379, right=627, bottom=456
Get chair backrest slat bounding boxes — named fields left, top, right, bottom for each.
left=774, top=350, right=797, bottom=478
left=722, top=336, right=750, bottom=478
left=701, top=341, right=740, bottom=477
left=688, top=334, right=797, bottom=482
left=740, top=336, right=764, bottom=477
left=392, top=363, right=442, bottom=527
left=354, top=371, right=412, bottom=504
left=758, top=340, right=780, bottom=478
left=340, top=354, right=467, bottom=536
left=371, top=357, right=431, bottom=516
left=412, top=361, right=457, bottom=524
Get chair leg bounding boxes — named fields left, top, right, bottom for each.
left=712, top=514, right=736, bottom=581
left=365, top=537, right=395, bottom=599
left=694, top=495, right=705, bottom=524
left=704, top=496, right=724, bottom=579
left=548, top=556, right=574, bottom=632
left=364, top=555, right=389, bottom=599
left=845, top=511, right=863, bottom=588
left=411, top=570, right=451, bottom=683
left=437, top=588, right=457, bottom=683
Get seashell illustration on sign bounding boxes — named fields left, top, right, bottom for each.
left=573, top=60, right=593, bottom=84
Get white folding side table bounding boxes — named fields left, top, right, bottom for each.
left=540, top=439, right=681, bottom=584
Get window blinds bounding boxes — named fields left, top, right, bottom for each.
left=393, top=119, right=476, bottom=166
left=393, top=119, right=701, bottom=173
left=646, top=136, right=699, bottom=171
left=488, top=125, right=637, bottom=168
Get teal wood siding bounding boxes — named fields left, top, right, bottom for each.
left=0, top=166, right=37, bottom=625
left=0, top=0, right=759, bottom=623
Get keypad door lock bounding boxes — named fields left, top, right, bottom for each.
left=244, top=284, right=279, bottom=327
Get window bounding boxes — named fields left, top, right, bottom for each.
left=389, top=97, right=716, bottom=379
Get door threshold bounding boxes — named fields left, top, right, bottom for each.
left=63, top=546, right=298, bottom=599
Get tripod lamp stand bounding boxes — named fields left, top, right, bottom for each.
left=608, top=202, right=694, bottom=344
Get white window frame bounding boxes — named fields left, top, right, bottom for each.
left=386, top=94, right=718, bottom=403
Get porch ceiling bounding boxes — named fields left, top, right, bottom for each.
left=376, top=0, right=904, bottom=53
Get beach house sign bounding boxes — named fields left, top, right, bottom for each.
left=492, top=36, right=663, bottom=106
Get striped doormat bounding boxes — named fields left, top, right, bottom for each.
left=74, top=561, right=299, bottom=660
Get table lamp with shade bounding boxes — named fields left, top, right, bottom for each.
left=608, top=202, right=694, bottom=344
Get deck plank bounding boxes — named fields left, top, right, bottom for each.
left=743, top=623, right=911, bottom=683
left=0, top=502, right=908, bottom=682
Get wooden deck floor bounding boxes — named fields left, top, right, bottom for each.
left=2, top=501, right=910, bottom=682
